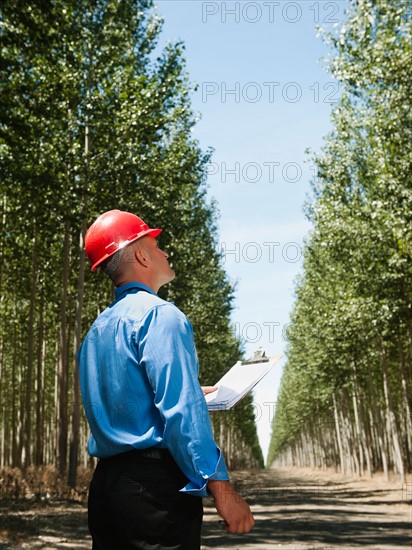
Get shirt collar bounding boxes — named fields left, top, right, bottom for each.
left=114, top=281, right=157, bottom=300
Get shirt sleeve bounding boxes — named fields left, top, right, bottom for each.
left=135, top=303, right=229, bottom=497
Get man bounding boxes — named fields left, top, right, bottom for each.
left=78, top=209, right=254, bottom=550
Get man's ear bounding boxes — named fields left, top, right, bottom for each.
left=134, top=245, right=150, bottom=268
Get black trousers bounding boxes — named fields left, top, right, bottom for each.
left=88, top=449, right=203, bottom=550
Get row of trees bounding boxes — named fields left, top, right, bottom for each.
left=0, top=0, right=263, bottom=488
left=268, top=0, right=411, bottom=481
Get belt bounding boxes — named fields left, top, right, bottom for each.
left=102, top=447, right=171, bottom=462
left=131, top=447, right=170, bottom=460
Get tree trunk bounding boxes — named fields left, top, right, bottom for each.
left=351, top=362, right=367, bottom=477
left=56, top=220, right=71, bottom=477
left=381, top=344, right=404, bottom=481
left=68, top=225, right=87, bottom=488
left=333, top=392, right=345, bottom=474
left=0, top=195, right=6, bottom=467
left=367, top=367, right=388, bottom=479
left=11, top=301, right=21, bottom=467
left=23, top=232, right=37, bottom=468
left=68, top=105, right=90, bottom=487
left=399, top=345, right=412, bottom=469
left=35, top=292, right=45, bottom=466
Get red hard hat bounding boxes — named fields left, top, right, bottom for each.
left=85, top=210, right=162, bottom=271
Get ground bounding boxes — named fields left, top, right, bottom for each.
left=0, top=467, right=410, bottom=549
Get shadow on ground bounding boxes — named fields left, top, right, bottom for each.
left=0, top=499, right=89, bottom=549
left=201, top=468, right=412, bottom=549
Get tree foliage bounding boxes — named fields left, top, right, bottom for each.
left=268, top=0, right=411, bottom=480
left=0, top=0, right=263, bottom=483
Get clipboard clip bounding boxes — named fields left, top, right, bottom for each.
left=240, top=347, right=270, bottom=365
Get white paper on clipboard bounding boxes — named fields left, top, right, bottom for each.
left=205, top=354, right=282, bottom=410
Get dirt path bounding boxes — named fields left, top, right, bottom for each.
left=202, top=468, right=411, bottom=549
left=0, top=467, right=410, bottom=549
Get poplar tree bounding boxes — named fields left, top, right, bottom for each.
left=268, top=0, right=411, bottom=479
left=0, top=0, right=263, bottom=487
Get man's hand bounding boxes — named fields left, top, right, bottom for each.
left=207, top=480, right=255, bottom=533
left=202, top=386, right=218, bottom=396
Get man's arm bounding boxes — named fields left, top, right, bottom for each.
left=208, top=479, right=255, bottom=533
left=201, top=388, right=254, bottom=532
left=138, top=304, right=230, bottom=495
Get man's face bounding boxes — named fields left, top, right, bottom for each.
left=143, top=236, right=175, bottom=287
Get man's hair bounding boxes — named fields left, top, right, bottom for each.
left=100, top=248, right=125, bottom=281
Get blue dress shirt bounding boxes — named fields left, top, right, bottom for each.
left=78, top=281, right=229, bottom=497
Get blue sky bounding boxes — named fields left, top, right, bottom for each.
left=155, top=0, right=345, bottom=460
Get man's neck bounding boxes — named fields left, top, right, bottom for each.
left=115, top=276, right=159, bottom=294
